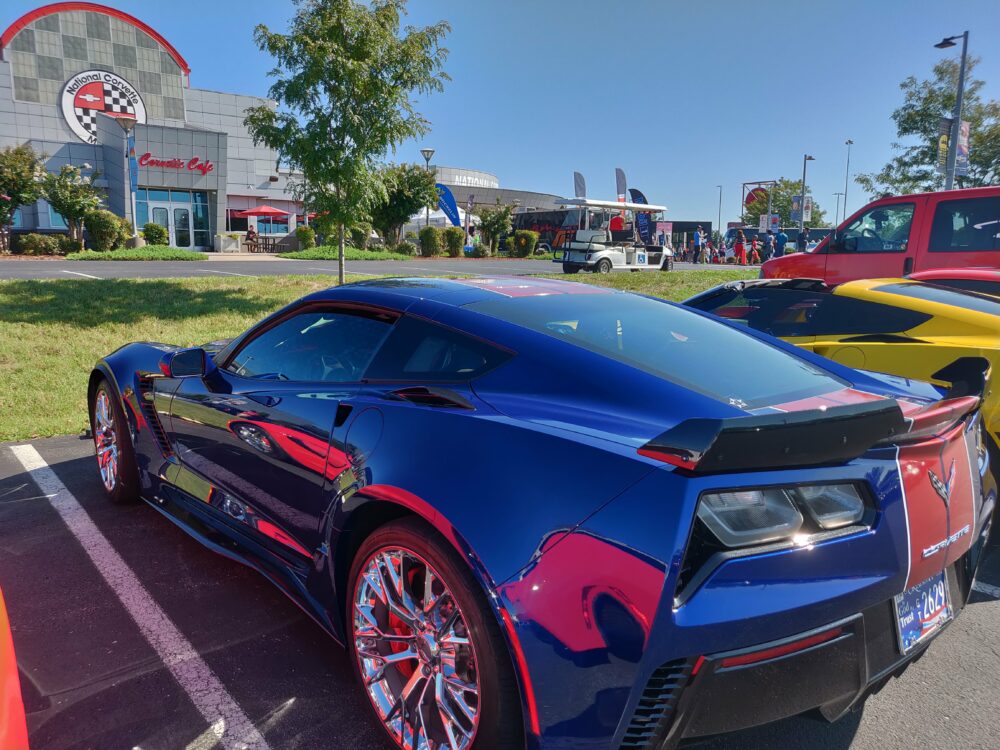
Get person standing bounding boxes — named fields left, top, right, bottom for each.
left=750, top=234, right=760, bottom=263
left=764, top=229, right=775, bottom=261
left=734, top=230, right=747, bottom=265
left=775, top=228, right=788, bottom=256
left=692, top=225, right=703, bottom=264
left=798, top=226, right=810, bottom=252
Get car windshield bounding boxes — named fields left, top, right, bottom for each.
left=468, top=293, right=848, bottom=408
left=874, top=282, right=1000, bottom=316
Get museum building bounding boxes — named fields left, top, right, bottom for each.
left=0, top=2, right=561, bottom=250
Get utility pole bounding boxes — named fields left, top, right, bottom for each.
left=843, top=139, right=853, bottom=219
left=799, top=154, right=815, bottom=245
left=833, top=192, right=845, bottom=225
left=715, top=185, right=722, bottom=245
left=420, top=148, right=435, bottom=226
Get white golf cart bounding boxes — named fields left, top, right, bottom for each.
left=551, top=198, right=673, bottom=274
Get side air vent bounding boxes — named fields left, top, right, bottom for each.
left=389, top=386, right=474, bottom=410
left=137, top=376, right=173, bottom=457
left=619, top=659, right=691, bottom=749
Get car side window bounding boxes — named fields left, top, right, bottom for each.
left=226, top=309, right=394, bottom=382
left=838, top=203, right=914, bottom=253
left=363, top=316, right=511, bottom=382
left=805, top=295, right=931, bottom=336
left=928, top=197, right=1000, bottom=253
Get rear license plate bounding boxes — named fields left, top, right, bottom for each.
left=893, top=571, right=953, bottom=654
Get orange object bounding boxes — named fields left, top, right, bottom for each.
left=0, top=589, right=29, bottom=750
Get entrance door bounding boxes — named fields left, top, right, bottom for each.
left=148, top=202, right=192, bottom=248
left=173, top=207, right=192, bottom=248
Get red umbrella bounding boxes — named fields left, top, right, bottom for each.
left=235, top=205, right=289, bottom=218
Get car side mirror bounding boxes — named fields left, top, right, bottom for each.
left=842, top=236, right=859, bottom=253
left=159, top=347, right=216, bottom=378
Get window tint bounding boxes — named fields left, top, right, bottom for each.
left=469, top=294, right=848, bottom=408
left=928, top=197, right=1000, bottom=253
left=837, top=203, right=914, bottom=253
left=694, top=288, right=930, bottom=337
left=227, top=309, right=393, bottom=382
left=925, top=278, right=1000, bottom=297
left=873, top=282, right=1000, bottom=316
left=364, top=316, right=511, bottom=382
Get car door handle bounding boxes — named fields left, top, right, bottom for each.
left=903, top=257, right=914, bottom=275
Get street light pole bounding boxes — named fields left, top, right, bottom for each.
left=800, top=154, right=815, bottom=246
left=420, top=148, right=435, bottom=227
left=934, top=31, right=969, bottom=190
left=843, top=139, right=853, bottom=220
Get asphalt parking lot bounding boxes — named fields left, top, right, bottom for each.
left=0, top=258, right=728, bottom=281
left=2, top=435, right=999, bottom=750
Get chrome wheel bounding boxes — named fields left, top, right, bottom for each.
left=93, top=390, right=118, bottom=492
left=354, top=547, right=480, bottom=750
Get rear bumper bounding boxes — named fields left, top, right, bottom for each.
left=635, top=559, right=974, bottom=749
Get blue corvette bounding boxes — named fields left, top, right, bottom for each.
left=89, top=276, right=995, bottom=750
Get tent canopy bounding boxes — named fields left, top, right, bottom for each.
left=236, top=205, right=289, bottom=218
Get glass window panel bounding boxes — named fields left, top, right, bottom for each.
left=174, top=208, right=191, bottom=247
left=151, top=207, right=168, bottom=228
left=137, top=188, right=147, bottom=200
left=48, top=204, right=68, bottom=229
left=192, top=191, right=209, bottom=204
left=928, top=197, right=1000, bottom=253
left=259, top=220, right=289, bottom=235
left=192, top=203, right=210, bottom=231
left=136, top=201, right=149, bottom=228
left=170, top=190, right=191, bottom=202
left=837, top=203, right=914, bottom=254
left=147, top=189, right=170, bottom=201
left=12, top=207, right=23, bottom=229
left=193, top=231, right=212, bottom=247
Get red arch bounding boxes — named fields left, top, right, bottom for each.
left=1, top=2, right=190, bottom=76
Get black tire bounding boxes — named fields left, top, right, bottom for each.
left=562, top=263, right=580, bottom=274
left=89, top=378, right=140, bottom=504
left=347, top=516, right=523, bottom=750
left=596, top=258, right=612, bottom=274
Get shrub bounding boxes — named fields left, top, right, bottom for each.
left=418, top=225, right=441, bottom=257
left=404, top=230, right=418, bottom=241
left=349, top=222, right=371, bottom=250
left=393, top=240, right=418, bottom=256
left=512, top=229, right=539, bottom=258
left=18, top=233, right=62, bottom=255
left=142, top=222, right=168, bottom=246
left=295, top=225, right=316, bottom=250
left=471, top=240, right=490, bottom=258
left=58, top=235, right=81, bottom=254
left=85, top=209, right=130, bottom=251
left=442, top=226, right=465, bottom=257
left=502, top=236, right=514, bottom=256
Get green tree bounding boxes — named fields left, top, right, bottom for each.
left=857, top=56, right=1000, bottom=196
left=741, top=177, right=828, bottom=229
left=478, top=202, right=513, bottom=254
left=244, top=0, right=450, bottom=283
left=369, top=163, right=438, bottom=243
left=0, top=144, right=44, bottom=253
left=42, top=163, right=103, bottom=248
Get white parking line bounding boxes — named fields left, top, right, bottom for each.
left=9, top=444, right=270, bottom=750
left=61, top=269, right=100, bottom=279
left=199, top=269, right=256, bottom=278
left=972, top=580, right=1000, bottom=599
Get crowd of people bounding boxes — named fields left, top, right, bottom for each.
left=678, top=225, right=805, bottom=265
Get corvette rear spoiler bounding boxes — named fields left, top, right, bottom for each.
left=638, top=401, right=906, bottom=473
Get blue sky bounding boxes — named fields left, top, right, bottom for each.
left=6, top=0, right=1000, bottom=225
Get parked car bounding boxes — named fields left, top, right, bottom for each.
left=90, top=276, right=994, bottom=750
left=762, top=186, right=1000, bottom=284
left=908, top=267, right=1000, bottom=297
left=684, top=276, right=1000, bottom=466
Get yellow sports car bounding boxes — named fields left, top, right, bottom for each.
left=684, top=277, right=1000, bottom=450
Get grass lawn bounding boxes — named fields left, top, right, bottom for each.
left=67, top=246, right=204, bottom=261
left=0, top=275, right=353, bottom=442
left=0, top=268, right=753, bottom=442
left=280, top=246, right=413, bottom=261
left=540, top=267, right=757, bottom=301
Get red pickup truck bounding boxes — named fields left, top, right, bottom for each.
left=762, top=186, right=1000, bottom=284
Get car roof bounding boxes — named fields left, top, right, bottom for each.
left=316, top=275, right=614, bottom=308
left=908, top=268, right=1000, bottom=282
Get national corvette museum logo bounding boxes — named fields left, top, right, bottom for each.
left=60, top=70, right=147, bottom=144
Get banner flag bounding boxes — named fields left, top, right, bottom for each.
left=628, top=188, right=653, bottom=244
left=126, top=132, right=138, bottom=194
left=956, top=120, right=970, bottom=176
left=573, top=171, right=586, bottom=198
left=937, top=117, right=952, bottom=174
left=436, top=183, right=462, bottom=227
left=615, top=168, right=627, bottom=202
